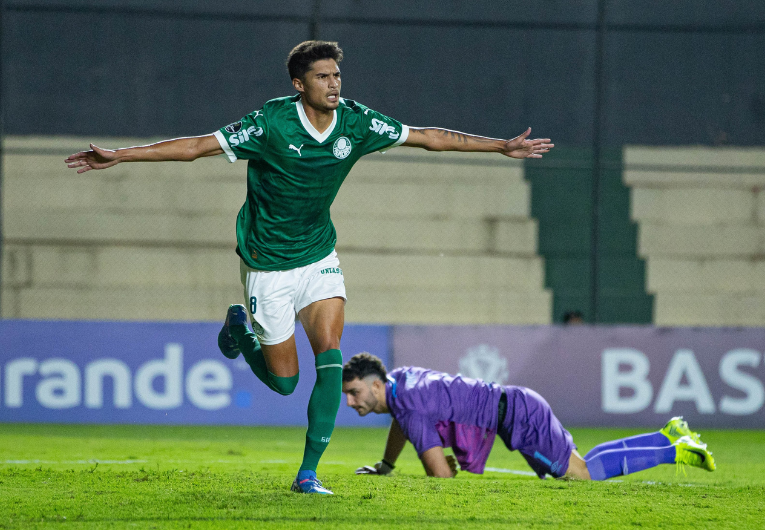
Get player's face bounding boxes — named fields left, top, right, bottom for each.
left=342, top=377, right=379, bottom=416
left=294, top=58, right=341, bottom=112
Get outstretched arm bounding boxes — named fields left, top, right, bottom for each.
left=65, top=134, right=223, bottom=174
left=403, top=127, right=553, bottom=159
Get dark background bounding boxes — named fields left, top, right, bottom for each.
left=1, top=0, right=764, bottom=323
left=3, top=0, right=764, bottom=145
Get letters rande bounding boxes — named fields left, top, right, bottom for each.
left=2, top=344, right=232, bottom=411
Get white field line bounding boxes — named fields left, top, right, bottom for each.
left=484, top=467, right=538, bottom=476
left=607, top=479, right=706, bottom=487
left=0, top=460, right=710, bottom=486
left=2, top=459, right=293, bottom=465
left=485, top=467, right=708, bottom=486
left=3, top=459, right=147, bottom=465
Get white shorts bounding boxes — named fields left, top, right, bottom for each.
left=239, top=250, right=347, bottom=345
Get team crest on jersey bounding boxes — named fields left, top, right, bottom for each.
left=252, top=320, right=265, bottom=336
left=225, top=121, right=243, bottom=133
left=333, top=137, right=352, bottom=159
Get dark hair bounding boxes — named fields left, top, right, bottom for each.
left=342, top=352, right=387, bottom=383
left=286, top=40, right=343, bottom=80
left=563, top=310, right=584, bottom=324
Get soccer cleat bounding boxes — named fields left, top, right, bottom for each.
left=217, top=304, right=249, bottom=360
left=291, top=473, right=334, bottom=495
left=661, top=416, right=702, bottom=445
left=674, top=435, right=716, bottom=472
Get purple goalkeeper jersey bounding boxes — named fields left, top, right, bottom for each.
left=385, top=366, right=504, bottom=473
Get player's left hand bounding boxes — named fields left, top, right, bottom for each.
left=502, top=128, right=554, bottom=159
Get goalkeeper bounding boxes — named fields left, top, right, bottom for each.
left=342, top=353, right=716, bottom=480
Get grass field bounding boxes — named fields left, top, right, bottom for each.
left=2, top=424, right=764, bottom=529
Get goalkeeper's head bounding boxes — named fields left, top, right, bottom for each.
left=342, top=353, right=389, bottom=416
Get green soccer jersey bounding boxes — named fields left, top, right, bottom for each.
left=214, top=95, right=408, bottom=271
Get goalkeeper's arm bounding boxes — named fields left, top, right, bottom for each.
left=420, top=447, right=458, bottom=478
left=356, top=419, right=407, bottom=475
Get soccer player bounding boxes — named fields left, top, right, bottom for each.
left=342, top=353, right=716, bottom=480
left=64, top=41, right=554, bottom=494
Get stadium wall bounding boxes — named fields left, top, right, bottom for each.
left=2, top=1, right=763, bottom=146
left=4, top=141, right=765, bottom=327
left=525, top=148, right=653, bottom=324
left=1, top=136, right=552, bottom=325
left=1, top=320, right=763, bottom=429
left=625, top=146, right=765, bottom=327
left=2, top=2, right=764, bottom=324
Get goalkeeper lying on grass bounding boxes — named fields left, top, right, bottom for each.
left=341, top=353, right=716, bottom=480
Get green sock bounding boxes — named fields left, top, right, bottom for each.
left=228, top=325, right=299, bottom=396
left=300, top=349, right=343, bottom=472
left=268, top=371, right=299, bottom=396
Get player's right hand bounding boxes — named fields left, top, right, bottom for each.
left=355, top=461, right=393, bottom=475
left=65, top=144, right=121, bottom=173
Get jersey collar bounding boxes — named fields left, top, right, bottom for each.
left=386, top=375, right=397, bottom=399
left=295, top=98, right=337, bottom=143
left=385, top=375, right=397, bottom=414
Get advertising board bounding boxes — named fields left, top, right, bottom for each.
left=0, top=321, right=390, bottom=426
left=393, top=325, right=765, bottom=428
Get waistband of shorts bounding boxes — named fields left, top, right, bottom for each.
left=497, top=387, right=508, bottom=427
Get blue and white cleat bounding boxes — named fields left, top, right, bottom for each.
left=290, top=471, right=333, bottom=495
left=217, top=304, right=248, bottom=360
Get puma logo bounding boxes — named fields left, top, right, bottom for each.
left=289, top=144, right=303, bottom=157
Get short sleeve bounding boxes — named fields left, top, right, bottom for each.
left=359, top=107, right=409, bottom=156
left=397, top=412, right=442, bottom=456
left=214, top=109, right=268, bottom=162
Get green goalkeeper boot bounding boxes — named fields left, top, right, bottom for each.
left=675, top=436, right=716, bottom=472
left=661, top=416, right=702, bottom=444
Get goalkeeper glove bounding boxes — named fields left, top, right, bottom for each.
left=355, top=459, right=395, bottom=475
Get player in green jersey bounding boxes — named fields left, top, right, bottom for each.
left=65, top=40, right=554, bottom=494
